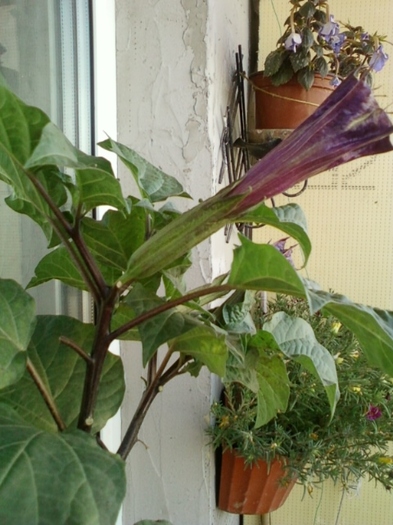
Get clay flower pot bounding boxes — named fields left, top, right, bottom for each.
left=218, top=448, right=296, bottom=515
left=250, top=72, right=335, bottom=130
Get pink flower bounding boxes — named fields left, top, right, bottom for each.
left=366, top=405, right=382, bottom=421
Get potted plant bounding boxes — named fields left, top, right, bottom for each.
left=251, top=0, right=389, bottom=129
left=0, top=76, right=392, bottom=523
left=209, top=294, right=393, bottom=515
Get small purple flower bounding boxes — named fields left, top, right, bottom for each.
left=272, top=238, right=296, bottom=267
left=366, top=405, right=382, bottom=420
left=369, top=45, right=389, bottom=72
left=319, top=15, right=340, bottom=40
left=328, top=33, right=346, bottom=54
left=285, top=32, right=302, bottom=52
left=330, top=76, right=342, bottom=87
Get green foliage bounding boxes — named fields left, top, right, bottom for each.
left=0, top=82, right=392, bottom=523
left=263, top=0, right=388, bottom=89
left=209, top=296, right=393, bottom=490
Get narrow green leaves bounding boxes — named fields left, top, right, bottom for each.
left=0, top=279, right=35, bottom=389
left=0, top=404, right=125, bottom=525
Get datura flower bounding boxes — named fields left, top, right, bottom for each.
left=127, top=75, right=393, bottom=281
left=230, top=75, right=393, bottom=210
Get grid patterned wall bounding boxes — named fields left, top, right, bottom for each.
left=247, top=0, right=393, bottom=524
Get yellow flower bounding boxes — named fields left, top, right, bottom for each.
left=378, top=456, right=393, bottom=464
left=350, top=350, right=360, bottom=359
left=219, top=416, right=230, bottom=428
left=331, top=322, right=342, bottom=334
left=351, top=385, right=362, bottom=393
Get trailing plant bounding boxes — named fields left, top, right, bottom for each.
left=263, top=0, right=389, bottom=89
left=210, top=295, right=393, bottom=491
left=0, top=75, right=392, bottom=524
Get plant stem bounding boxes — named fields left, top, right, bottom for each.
left=59, top=336, right=93, bottom=364
left=117, top=349, right=174, bottom=459
left=77, top=287, right=118, bottom=432
left=23, top=166, right=107, bottom=301
left=109, top=284, right=232, bottom=341
left=26, top=358, right=66, bottom=431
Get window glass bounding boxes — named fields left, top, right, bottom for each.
left=0, top=0, right=92, bottom=317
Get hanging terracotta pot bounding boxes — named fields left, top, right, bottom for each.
left=218, top=448, right=297, bottom=515
left=250, top=72, right=335, bottom=130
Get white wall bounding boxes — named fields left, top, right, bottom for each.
left=115, top=1, right=250, bottom=524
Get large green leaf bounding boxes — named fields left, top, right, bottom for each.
left=238, top=203, right=311, bottom=265
left=254, top=353, right=290, bottom=428
left=225, top=332, right=290, bottom=427
left=228, top=236, right=305, bottom=295
left=307, top=287, right=393, bottom=376
left=24, top=122, right=126, bottom=214
left=80, top=207, right=147, bottom=277
left=0, top=279, right=36, bottom=389
left=0, top=404, right=125, bottom=525
left=170, top=326, right=228, bottom=376
left=264, top=312, right=340, bottom=415
left=0, top=316, right=124, bottom=433
left=100, top=138, right=190, bottom=202
left=0, top=87, right=70, bottom=241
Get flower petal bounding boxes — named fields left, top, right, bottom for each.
left=231, top=75, right=393, bottom=209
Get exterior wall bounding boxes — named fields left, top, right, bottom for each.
left=115, top=1, right=250, bottom=523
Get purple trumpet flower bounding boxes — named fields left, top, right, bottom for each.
left=230, top=75, right=393, bottom=210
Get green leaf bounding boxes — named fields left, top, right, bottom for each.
left=301, top=27, right=316, bottom=50
left=27, top=246, right=87, bottom=291
left=269, top=58, right=295, bottom=86
left=0, top=279, right=36, bottom=389
left=99, top=138, right=190, bottom=203
left=297, top=68, right=315, bottom=90
left=228, top=236, right=305, bottom=296
left=170, top=326, right=228, bottom=376
left=307, top=288, right=393, bottom=376
left=0, top=404, right=125, bottom=525
left=254, top=353, right=289, bottom=427
left=238, top=202, right=311, bottom=266
left=24, top=122, right=126, bottom=214
left=264, top=312, right=340, bottom=415
left=298, top=1, right=316, bottom=19
left=290, top=49, right=311, bottom=73
left=126, top=284, right=198, bottom=365
left=0, top=316, right=125, bottom=433
left=314, top=56, right=329, bottom=77
left=111, top=303, right=140, bottom=341
left=264, top=50, right=286, bottom=77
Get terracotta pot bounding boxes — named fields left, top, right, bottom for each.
left=218, top=448, right=296, bottom=515
left=250, top=72, right=335, bottom=130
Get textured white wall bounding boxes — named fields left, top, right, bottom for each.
left=115, top=1, right=250, bottom=524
